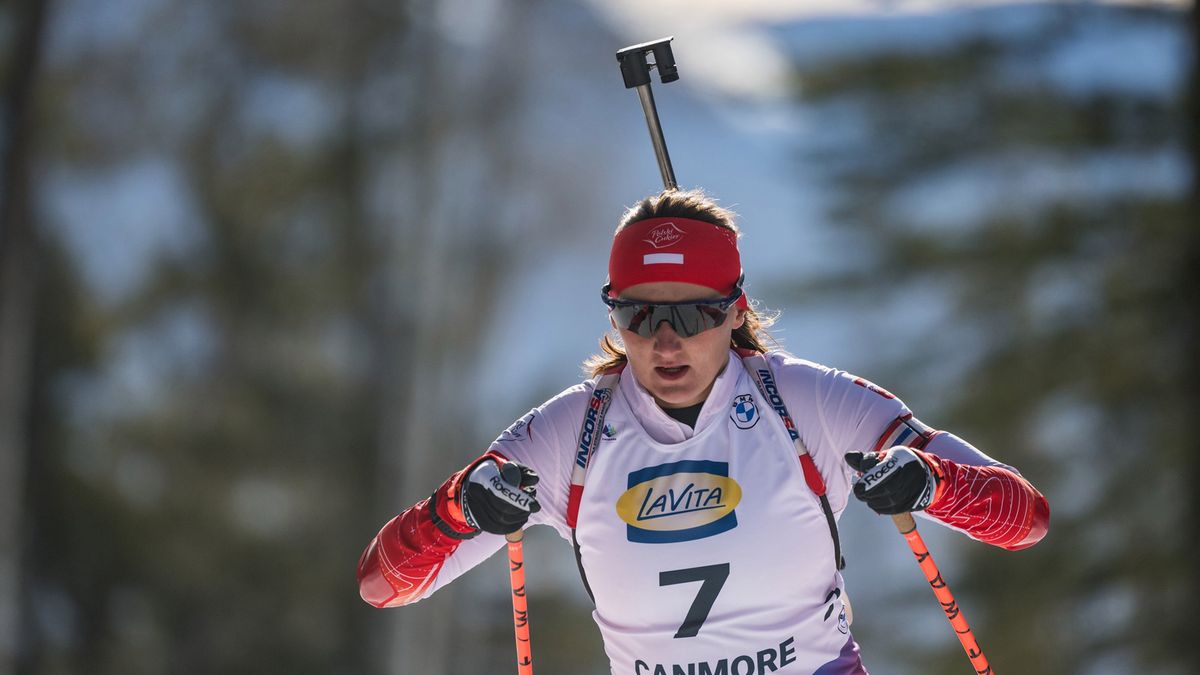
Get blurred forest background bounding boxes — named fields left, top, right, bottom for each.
left=0, top=1, right=1195, bottom=674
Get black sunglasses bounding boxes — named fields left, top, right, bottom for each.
left=601, top=281, right=743, bottom=339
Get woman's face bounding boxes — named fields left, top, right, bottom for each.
left=614, top=281, right=746, bottom=409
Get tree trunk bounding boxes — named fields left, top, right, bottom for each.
left=373, top=10, right=457, bottom=672
left=1184, top=3, right=1200, bottom=667
left=0, top=1, right=50, bottom=674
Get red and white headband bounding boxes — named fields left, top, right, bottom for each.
left=607, top=217, right=747, bottom=308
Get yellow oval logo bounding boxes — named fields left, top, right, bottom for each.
left=616, top=463, right=742, bottom=543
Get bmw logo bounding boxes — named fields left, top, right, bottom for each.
left=730, top=394, right=758, bottom=430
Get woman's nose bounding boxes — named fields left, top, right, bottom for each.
left=652, top=321, right=683, bottom=350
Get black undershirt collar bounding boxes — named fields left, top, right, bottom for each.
left=662, top=401, right=705, bottom=428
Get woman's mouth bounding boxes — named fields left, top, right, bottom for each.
left=655, top=365, right=689, bottom=381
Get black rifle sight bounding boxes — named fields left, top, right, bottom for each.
left=616, top=37, right=678, bottom=89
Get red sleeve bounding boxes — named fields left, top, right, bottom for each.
left=921, top=453, right=1050, bottom=551
left=356, top=497, right=467, bottom=608
left=357, top=450, right=509, bottom=608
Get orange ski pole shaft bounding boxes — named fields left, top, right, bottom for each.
left=891, top=513, right=993, bottom=674
left=505, top=529, right=534, bottom=675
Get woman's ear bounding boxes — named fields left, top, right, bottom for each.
left=731, top=307, right=747, bottom=330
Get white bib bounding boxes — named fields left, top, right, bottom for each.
left=574, top=363, right=861, bottom=675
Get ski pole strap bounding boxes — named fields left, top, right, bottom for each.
left=741, top=351, right=845, bottom=570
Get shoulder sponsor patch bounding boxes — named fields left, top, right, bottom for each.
left=615, top=460, right=741, bottom=544
left=496, top=412, right=535, bottom=443
left=602, top=423, right=617, bottom=441
left=730, top=394, right=758, bottom=429
left=852, top=376, right=895, bottom=400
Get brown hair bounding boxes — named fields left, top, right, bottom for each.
left=584, top=189, right=779, bottom=377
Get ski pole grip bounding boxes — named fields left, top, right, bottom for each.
left=891, top=512, right=917, bottom=535
left=506, top=530, right=524, bottom=544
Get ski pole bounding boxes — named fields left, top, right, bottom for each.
left=506, top=529, right=534, bottom=675
left=891, top=513, right=993, bottom=674
left=616, top=37, right=680, bottom=190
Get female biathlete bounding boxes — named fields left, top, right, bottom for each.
left=357, top=189, right=1049, bottom=674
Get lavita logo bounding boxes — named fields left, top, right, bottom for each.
left=615, top=460, right=741, bottom=544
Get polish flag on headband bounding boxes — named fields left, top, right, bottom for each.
left=607, top=217, right=748, bottom=308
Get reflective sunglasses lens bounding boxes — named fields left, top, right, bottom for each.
left=611, top=303, right=729, bottom=338
left=610, top=305, right=651, bottom=336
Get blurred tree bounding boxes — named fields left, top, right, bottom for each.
left=0, top=2, right=51, bottom=674
left=1182, top=3, right=1199, bottom=671
left=14, top=0, right=613, bottom=673
left=784, top=4, right=1195, bottom=674
left=23, top=1, right=407, bottom=671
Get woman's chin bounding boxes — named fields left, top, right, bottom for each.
left=649, top=383, right=703, bottom=409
